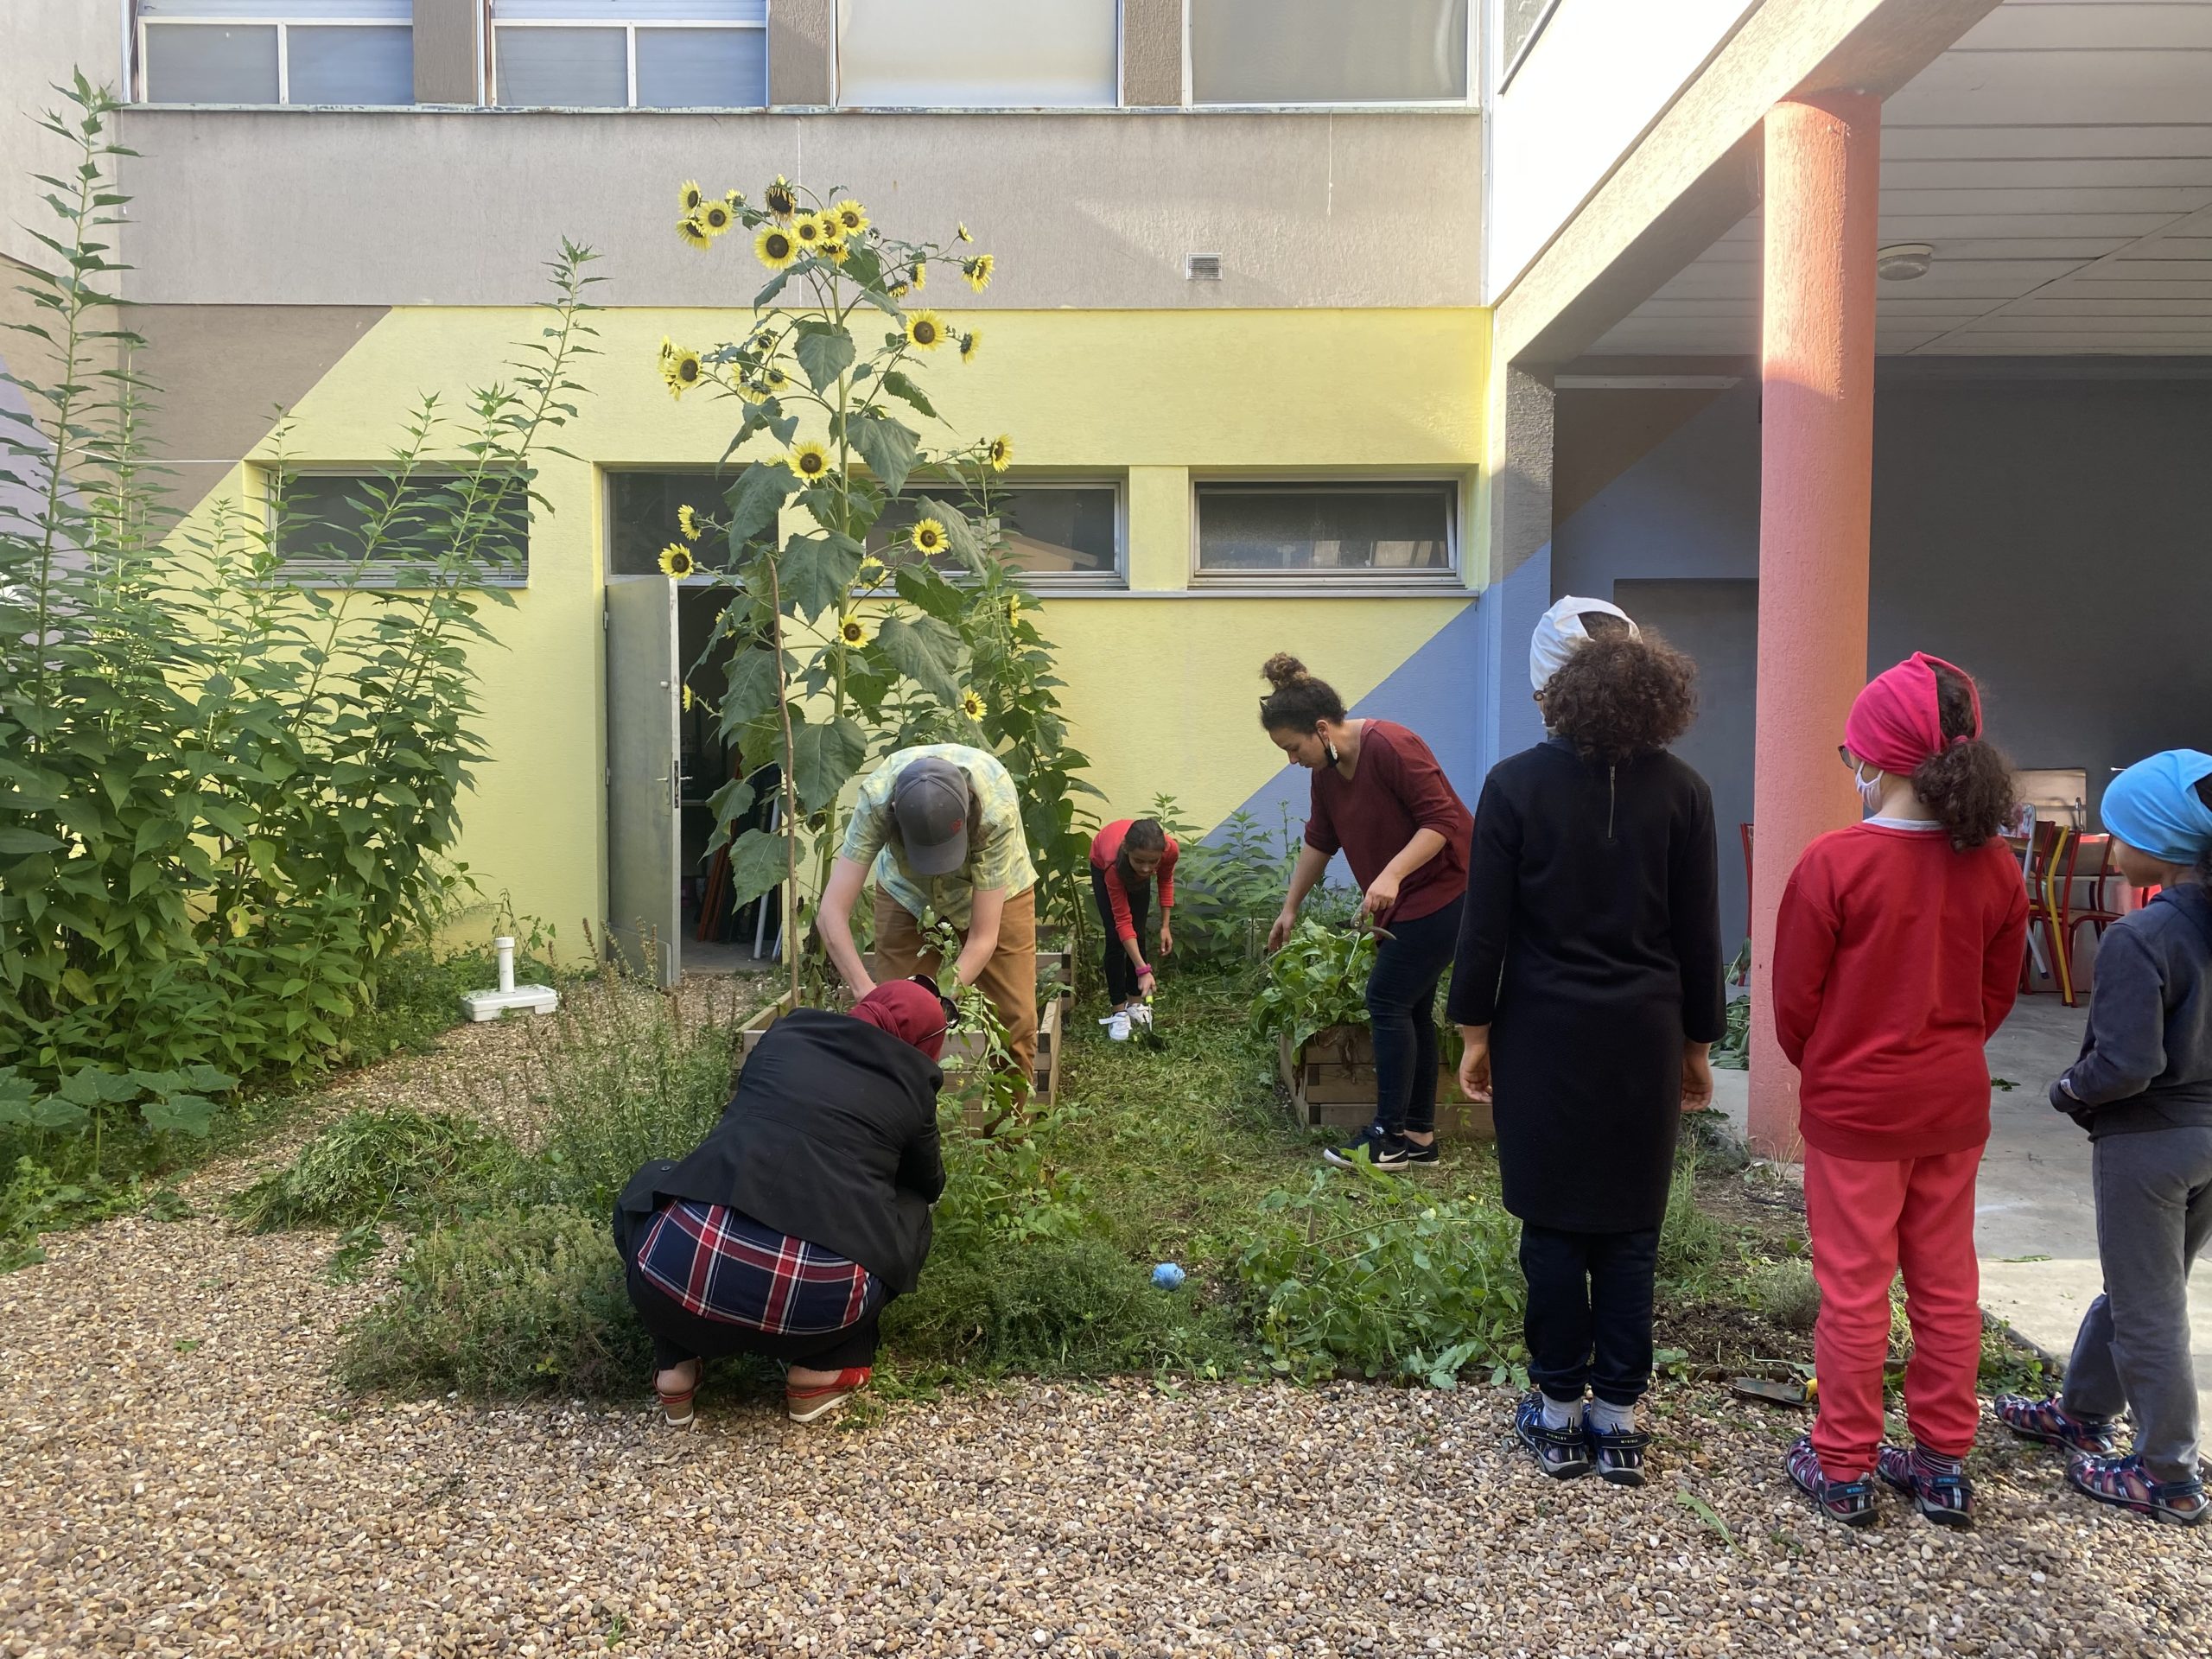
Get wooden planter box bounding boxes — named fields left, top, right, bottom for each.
left=1279, top=1025, right=1495, bottom=1140
left=736, top=982, right=1063, bottom=1118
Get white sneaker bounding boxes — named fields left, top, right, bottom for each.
left=1106, top=1010, right=1132, bottom=1042
left=1128, top=1005, right=1153, bottom=1030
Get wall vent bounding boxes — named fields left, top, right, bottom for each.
left=1185, top=253, right=1224, bottom=282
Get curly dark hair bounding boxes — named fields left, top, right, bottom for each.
left=1910, top=662, right=2014, bottom=849
left=1541, top=632, right=1698, bottom=763
left=1257, top=653, right=1345, bottom=733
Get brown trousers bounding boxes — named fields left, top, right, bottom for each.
left=872, top=885, right=1038, bottom=1091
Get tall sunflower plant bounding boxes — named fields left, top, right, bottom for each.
left=656, top=178, right=1096, bottom=1004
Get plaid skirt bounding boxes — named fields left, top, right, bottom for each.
left=632, top=1200, right=880, bottom=1336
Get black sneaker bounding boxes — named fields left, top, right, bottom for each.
left=1400, top=1136, right=1440, bottom=1166
left=1786, top=1435, right=1878, bottom=1528
left=1515, top=1394, right=1592, bottom=1479
left=1588, top=1421, right=1652, bottom=1486
left=1878, top=1444, right=1973, bottom=1529
left=1324, top=1125, right=1407, bottom=1171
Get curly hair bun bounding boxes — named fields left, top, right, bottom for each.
left=1260, top=652, right=1309, bottom=690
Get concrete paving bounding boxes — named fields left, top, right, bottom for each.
left=1712, top=996, right=2212, bottom=1438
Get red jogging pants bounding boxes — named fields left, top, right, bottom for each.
left=1802, top=1143, right=1986, bottom=1478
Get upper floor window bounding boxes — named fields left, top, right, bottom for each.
left=869, top=482, right=1122, bottom=584
left=1194, top=480, right=1458, bottom=582
left=493, top=1, right=767, bottom=108
left=838, top=0, right=1117, bottom=108
left=272, top=470, right=531, bottom=587
left=138, top=1, right=414, bottom=105
left=1190, top=0, right=1470, bottom=105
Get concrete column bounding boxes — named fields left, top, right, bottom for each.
left=1747, top=92, right=1880, bottom=1157
left=1472, top=359, right=1554, bottom=779
left=412, top=0, right=483, bottom=105
left=1120, top=0, right=1186, bottom=107
left=769, top=0, right=836, bottom=106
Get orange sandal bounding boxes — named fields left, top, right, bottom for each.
left=785, top=1366, right=871, bottom=1425
left=654, top=1360, right=700, bottom=1428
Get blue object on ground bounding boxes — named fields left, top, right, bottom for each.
left=1151, top=1262, right=1185, bottom=1290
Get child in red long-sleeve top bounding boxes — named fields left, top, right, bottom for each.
left=1772, top=654, right=2028, bottom=1529
left=1088, top=818, right=1177, bottom=1038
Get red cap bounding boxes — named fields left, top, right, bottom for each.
left=850, top=979, right=948, bottom=1061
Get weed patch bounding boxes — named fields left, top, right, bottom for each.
left=231, top=1109, right=523, bottom=1234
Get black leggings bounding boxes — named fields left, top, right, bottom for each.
left=613, top=1202, right=885, bottom=1373
left=1363, top=898, right=1460, bottom=1137
left=1091, top=864, right=1152, bottom=1005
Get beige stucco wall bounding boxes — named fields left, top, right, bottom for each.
left=112, top=108, right=1481, bottom=308
left=0, top=1, right=127, bottom=272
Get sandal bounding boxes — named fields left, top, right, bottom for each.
left=1786, top=1435, right=1878, bottom=1528
left=1877, top=1444, right=1974, bottom=1529
left=785, top=1366, right=872, bottom=1425
left=1993, top=1394, right=2119, bottom=1457
left=1513, top=1395, right=1592, bottom=1480
left=654, top=1359, right=701, bottom=1428
left=2066, top=1453, right=2208, bottom=1526
left=1588, top=1425, right=1652, bottom=1487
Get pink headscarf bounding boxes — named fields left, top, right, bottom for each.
left=1843, top=652, right=1981, bottom=776
left=850, top=979, right=949, bottom=1062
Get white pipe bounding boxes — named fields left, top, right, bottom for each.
left=494, top=936, right=517, bottom=995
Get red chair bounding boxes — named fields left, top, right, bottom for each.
left=2053, top=831, right=2127, bottom=1007
left=2012, top=821, right=2066, bottom=996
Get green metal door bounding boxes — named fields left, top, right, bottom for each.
left=604, top=575, right=681, bottom=987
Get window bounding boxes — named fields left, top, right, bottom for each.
left=138, top=2, right=414, bottom=105
left=1194, top=481, right=1456, bottom=580
left=1190, top=0, right=1470, bottom=105
left=869, top=484, right=1122, bottom=583
left=838, top=0, right=1117, bottom=108
left=608, top=471, right=724, bottom=577
left=273, top=473, right=531, bottom=587
left=493, top=1, right=767, bottom=108
left=1498, top=0, right=1562, bottom=87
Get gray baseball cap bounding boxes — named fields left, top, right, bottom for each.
left=892, top=756, right=971, bottom=877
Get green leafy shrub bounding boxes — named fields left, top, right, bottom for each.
left=1713, top=990, right=1751, bottom=1071
left=1657, top=1154, right=1732, bottom=1290
left=1235, top=1161, right=1527, bottom=1387
left=1748, top=1258, right=1822, bottom=1332
left=339, top=1208, right=650, bottom=1398
left=1249, top=920, right=1378, bottom=1050
left=230, top=1109, right=522, bottom=1233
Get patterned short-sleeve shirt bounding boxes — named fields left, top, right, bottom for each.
left=839, top=743, right=1036, bottom=929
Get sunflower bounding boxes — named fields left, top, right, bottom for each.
left=957, top=221, right=973, bottom=243
left=785, top=441, right=832, bottom=480
left=759, top=363, right=792, bottom=396
left=723, top=188, right=745, bottom=211
left=960, top=689, right=985, bottom=721
left=836, top=612, right=871, bottom=647
left=677, top=503, right=702, bottom=543
left=700, top=200, right=734, bottom=237
left=679, top=180, right=705, bottom=214
left=910, top=259, right=927, bottom=289
left=819, top=233, right=849, bottom=264
left=677, top=213, right=713, bottom=251
left=830, top=199, right=869, bottom=236
left=755, top=224, right=798, bottom=269
left=957, top=329, right=982, bottom=364
left=682, top=683, right=695, bottom=712
left=986, top=434, right=1014, bottom=473
left=910, top=518, right=948, bottom=556
left=961, top=253, right=995, bottom=292
left=791, top=213, right=826, bottom=249
left=857, top=553, right=886, bottom=581
left=662, top=346, right=704, bottom=399
left=1004, top=593, right=1022, bottom=628
left=887, top=280, right=911, bottom=300
left=764, top=175, right=798, bottom=218
left=658, top=543, right=696, bottom=580
left=904, top=311, right=948, bottom=351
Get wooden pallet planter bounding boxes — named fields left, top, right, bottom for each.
left=1279, top=1025, right=1495, bottom=1140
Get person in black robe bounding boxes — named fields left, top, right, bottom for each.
left=613, top=979, right=948, bottom=1427
left=1448, top=613, right=1724, bottom=1486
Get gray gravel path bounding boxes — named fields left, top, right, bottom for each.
left=5, top=1209, right=2209, bottom=1658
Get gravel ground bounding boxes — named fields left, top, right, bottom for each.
left=4, top=1209, right=2208, bottom=1658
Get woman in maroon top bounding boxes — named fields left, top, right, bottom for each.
left=1259, top=654, right=1473, bottom=1168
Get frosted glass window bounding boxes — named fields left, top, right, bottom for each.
left=870, top=486, right=1121, bottom=581
left=288, top=25, right=414, bottom=104
left=275, top=474, right=531, bottom=588
left=144, top=25, right=281, bottom=104
left=636, top=28, right=767, bottom=106
left=838, top=0, right=1117, bottom=108
left=1196, top=484, right=1456, bottom=576
left=497, top=27, right=631, bottom=106
left=1192, top=0, right=1470, bottom=104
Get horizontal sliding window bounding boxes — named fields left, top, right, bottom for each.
left=272, top=472, right=531, bottom=588
left=871, top=484, right=1122, bottom=582
left=493, top=1, right=767, bottom=108
left=1191, top=0, right=1469, bottom=105
left=838, top=0, right=1117, bottom=108
left=138, top=2, right=414, bottom=106
left=1195, top=481, right=1456, bottom=579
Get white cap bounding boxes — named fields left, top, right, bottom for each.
left=1530, top=595, right=1639, bottom=691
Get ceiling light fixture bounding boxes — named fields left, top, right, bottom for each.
left=1877, top=243, right=1934, bottom=282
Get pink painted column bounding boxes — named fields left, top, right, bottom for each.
left=1748, top=92, right=1881, bottom=1158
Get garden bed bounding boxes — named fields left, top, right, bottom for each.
left=1277, top=1026, right=1495, bottom=1139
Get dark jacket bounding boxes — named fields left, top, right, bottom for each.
left=615, top=1008, right=946, bottom=1294
left=1448, top=737, right=1725, bottom=1230
left=2053, top=883, right=2212, bottom=1141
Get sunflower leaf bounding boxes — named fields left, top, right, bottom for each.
left=717, top=648, right=784, bottom=734
left=879, top=370, right=937, bottom=420
left=705, top=774, right=755, bottom=832
left=892, top=563, right=969, bottom=625
left=791, top=717, right=869, bottom=815
left=753, top=267, right=797, bottom=308
left=778, top=531, right=867, bottom=619
left=912, top=497, right=982, bottom=571
left=844, top=412, right=919, bottom=496
left=723, top=462, right=798, bottom=554
left=792, top=321, right=856, bottom=393
left=872, top=613, right=963, bottom=706
left=721, top=826, right=793, bottom=909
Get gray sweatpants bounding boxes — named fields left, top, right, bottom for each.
left=2060, top=1124, right=2212, bottom=1483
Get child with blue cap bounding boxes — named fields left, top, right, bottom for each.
left=1997, top=749, right=2212, bottom=1526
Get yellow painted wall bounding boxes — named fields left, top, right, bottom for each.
left=248, top=306, right=1489, bottom=956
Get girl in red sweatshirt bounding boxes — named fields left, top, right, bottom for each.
left=1773, top=654, right=2028, bottom=1529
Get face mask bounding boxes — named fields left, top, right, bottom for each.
left=1854, top=763, right=1885, bottom=816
